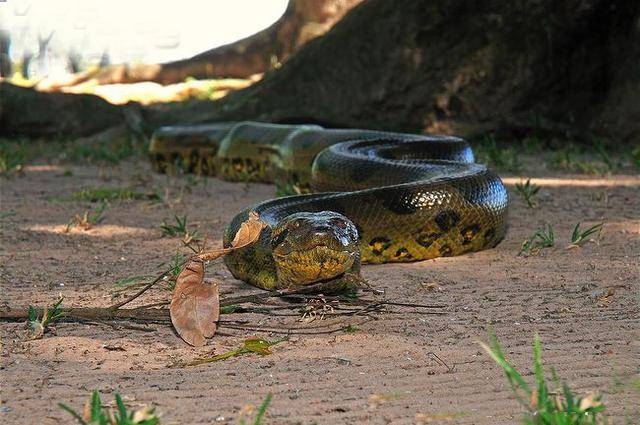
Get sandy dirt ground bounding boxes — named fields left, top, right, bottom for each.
left=1, top=153, right=638, bottom=424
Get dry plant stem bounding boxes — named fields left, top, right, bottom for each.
left=219, top=317, right=376, bottom=335
left=107, top=213, right=265, bottom=311
left=0, top=295, right=445, bottom=324
left=0, top=307, right=372, bottom=334
left=0, top=306, right=170, bottom=323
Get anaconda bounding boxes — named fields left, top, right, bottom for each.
left=149, top=121, right=508, bottom=291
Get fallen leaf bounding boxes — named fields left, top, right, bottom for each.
left=198, top=211, right=266, bottom=261
left=186, top=337, right=286, bottom=366
left=170, top=259, right=220, bottom=346
left=230, top=211, right=267, bottom=248
left=243, top=336, right=276, bottom=355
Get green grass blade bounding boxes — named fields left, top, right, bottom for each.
left=582, top=223, right=603, bottom=238
left=27, top=305, right=37, bottom=322
left=58, top=403, right=90, bottom=425
left=571, top=222, right=581, bottom=243
left=254, top=393, right=273, bottom=425
left=91, top=390, right=102, bottom=421
left=115, top=393, right=127, bottom=421
left=479, top=333, right=531, bottom=394
left=532, top=334, right=549, bottom=412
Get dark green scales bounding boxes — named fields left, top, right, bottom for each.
left=149, top=122, right=508, bottom=290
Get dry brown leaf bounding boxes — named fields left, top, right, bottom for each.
left=170, top=259, right=220, bottom=346
left=231, top=211, right=267, bottom=248
left=579, top=392, right=602, bottom=410
left=198, top=211, right=266, bottom=261
left=169, top=213, right=264, bottom=345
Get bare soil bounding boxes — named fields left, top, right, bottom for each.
left=1, top=155, right=638, bottom=424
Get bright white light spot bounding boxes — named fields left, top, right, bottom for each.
left=0, top=0, right=288, bottom=66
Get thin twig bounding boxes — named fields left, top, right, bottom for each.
left=380, top=300, right=446, bottom=309
left=107, top=270, right=170, bottom=310
left=133, top=301, right=170, bottom=309
left=219, top=318, right=375, bottom=335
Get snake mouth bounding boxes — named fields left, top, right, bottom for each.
left=273, top=244, right=357, bottom=287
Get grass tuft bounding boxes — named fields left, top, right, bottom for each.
left=593, top=139, right=614, bottom=171
left=515, top=179, right=541, bottom=208
left=479, top=332, right=606, bottom=424
left=549, top=143, right=615, bottom=175
left=160, top=215, right=201, bottom=245
left=520, top=224, right=555, bottom=255
left=58, top=390, right=160, bottom=425
left=66, top=201, right=108, bottom=231
left=569, top=222, right=603, bottom=247
left=0, top=140, right=27, bottom=177
left=165, top=251, right=186, bottom=291
left=630, top=147, right=640, bottom=168
left=477, top=134, right=522, bottom=172
left=69, top=187, right=154, bottom=203
left=27, top=296, right=64, bottom=339
left=66, top=135, right=139, bottom=165
left=239, top=393, right=274, bottom=425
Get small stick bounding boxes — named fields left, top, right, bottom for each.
left=379, top=300, right=446, bottom=309
left=219, top=318, right=375, bottom=335
left=107, top=270, right=171, bottom=310
left=0, top=306, right=170, bottom=323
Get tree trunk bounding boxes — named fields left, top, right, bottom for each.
left=21, top=52, right=32, bottom=79
left=0, top=30, right=11, bottom=78
left=204, top=0, right=639, bottom=143
left=39, top=0, right=363, bottom=90
left=0, top=83, right=128, bottom=138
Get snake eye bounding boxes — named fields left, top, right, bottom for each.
left=331, top=217, right=348, bottom=229
left=271, top=228, right=289, bottom=248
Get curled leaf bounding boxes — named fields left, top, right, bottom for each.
left=170, top=259, right=220, bottom=346
left=186, top=337, right=286, bottom=366
left=198, top=211, right=266, bottom=261
left=243, top=336, right=276, bottom=355
left=230, top=211, right=267, bottom=248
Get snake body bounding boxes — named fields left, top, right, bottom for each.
left=150, top=122, right=508, bottom=290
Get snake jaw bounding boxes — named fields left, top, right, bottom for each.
left=273, top=245, right=358, bottom=287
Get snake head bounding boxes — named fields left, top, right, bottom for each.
left=271, top=211, right=360, bottom=288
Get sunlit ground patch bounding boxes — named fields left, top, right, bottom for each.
left=24, top=224, right=153, bottom=238
left=502, top=176, right=640, bottom=188
left=22, top=165, right=64, bottom=173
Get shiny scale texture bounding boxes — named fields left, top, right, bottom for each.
left=149, top=121, right=508, bottom=290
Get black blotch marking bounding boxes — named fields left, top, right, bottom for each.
left=369, top=237, right=391, bottom=255
left=395, top=247, right=413, bottom=259
left=153, top=154, right=166, bottom=171
left=231, top=158, right=244, bottom=171
left=484, top=227, right=496, bottom=243
left=439, top=244, right=453, bottom=257
left=435, top=210, right=460, bottom=232
left=416, top=232, right=441, bottom=248
left=270, top=228, right=289, bottom=249
left=201, top=157, right=215, bottom=175
left=188, top=150, right=200, bottom=172
left=460, top=246, right=474, bottom=255
left=461, top=224, right=481, bottom=244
